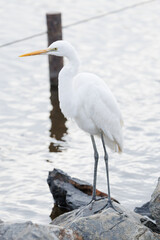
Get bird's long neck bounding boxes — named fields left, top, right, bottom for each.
left=58, top=48, right=80, bottom=118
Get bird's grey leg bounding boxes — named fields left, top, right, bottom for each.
left=100, top=132, right=112, bottom=205
left=91, top=135, right=99, bottom=202
left=76, top=135, right=99, bottom=215
left=75, top=135, right=98, bottom=215
left=100, top=132, right=122, bottom=213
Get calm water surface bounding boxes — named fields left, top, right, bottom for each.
left=0, top=0, right=160, bottom=224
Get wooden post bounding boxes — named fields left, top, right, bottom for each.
left=46, top=13, right=63, bottom=88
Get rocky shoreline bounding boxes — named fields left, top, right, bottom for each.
left=0, top=169, right=160, bottom=240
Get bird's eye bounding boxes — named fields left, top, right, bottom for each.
left=52, top=47, right=57, bottom=51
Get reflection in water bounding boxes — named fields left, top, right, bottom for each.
left=50, top=203, right=69, bottom=221
left=49, top=88, right=67, bottom=152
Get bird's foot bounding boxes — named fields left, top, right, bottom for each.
left=88, top=199, right=95, bottom=210
left=88, top=197, right=107, bottom=210
left=75, top=198, right=127, bottom=218
left=75, top=198, right=102, bottom=217
left=94, top=199, right=125, bottom=216
left=75, top=198, right=128, bottom=218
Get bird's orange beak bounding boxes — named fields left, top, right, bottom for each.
left=19, top=49, right=48, bottom=57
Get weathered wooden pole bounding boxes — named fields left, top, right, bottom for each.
left=46, top=13, right=63, bottom=88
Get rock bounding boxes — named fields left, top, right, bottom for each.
left=140, top=218, right=160, bottom=234
left=52, top=199, right=160, bottom=240
left=134, top=202, right=153, bottom=219
left=134, top=177, right=160, bottom=233
left=149, top=177, right=160, bottom=230
left=47, top=168, right=119, bottom=212
left=134, top=203, right=160, bottom=233
left=50, top=203, right=70, bottom=221
left=0, top=221, right=82, bottom=240
left=1, top=171, right=160, bottom=240
left=1, top=207, right=160, bottom=240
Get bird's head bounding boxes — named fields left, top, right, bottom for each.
left=19, top=40, right=74, bottom=58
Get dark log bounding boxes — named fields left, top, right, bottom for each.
left=46, top=13, right=63, bottom=88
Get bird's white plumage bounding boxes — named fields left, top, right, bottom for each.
left=20, top=40, right=124, bottom=210
left=73, top=73, right=123, bottom=152
left=49, top=40, right=123, bottom=153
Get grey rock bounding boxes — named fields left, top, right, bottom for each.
left=52, top=199, right=160, bottom=240
left=0, top=221, right=81, bottom=240
left=140, top=218, right=160, bottom=234
left=149, top=177, right=160, bottom=230
left=47, top=168, right=92, bottom=210
left=47, top=168, right=118, bottom=213
left=134, top=202, right=153, bottom=219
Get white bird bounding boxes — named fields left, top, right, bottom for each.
left=20, top=40, right=123, bottom=211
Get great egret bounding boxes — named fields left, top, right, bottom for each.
left=20, top=40, right=123, bottom=212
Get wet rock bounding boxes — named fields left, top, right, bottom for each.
left=134, top=202, right=153, bottom=219
left=1, top=172, right=160, bottom=240
left=134, top=177, right=160, bottom=233
left=140, top=218, right=160, bottom=234
left=47, top=168, right=118, bottom=212
left=0, top=221, right=82, bottom=240
left=149, top=177, right=160, bottom=230
left=52, top=199, right=160, bottom=240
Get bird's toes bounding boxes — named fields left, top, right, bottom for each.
left=94, top=200, right=125, bottom=216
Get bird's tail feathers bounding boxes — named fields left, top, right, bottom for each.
left=117, top=144, right=123, bottom=154
left=104, top=135, right=123, bottom=154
